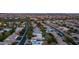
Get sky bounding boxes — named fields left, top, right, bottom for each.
left=0, top=0, right=79, bottom=13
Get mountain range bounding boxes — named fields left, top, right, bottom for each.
left=0, top=13, right=79, bottom=17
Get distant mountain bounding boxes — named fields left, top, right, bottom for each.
left=0, top=13, right=79, bottom=17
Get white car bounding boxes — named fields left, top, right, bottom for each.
left=31, top=39, right=43, bottom=45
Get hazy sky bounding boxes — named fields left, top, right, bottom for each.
left=0, top=0, right=79, bottom=13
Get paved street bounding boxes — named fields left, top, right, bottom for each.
left=43, top=23, right=67, bottom=45
left=31, top=24, right=43, bottom=45
left=17, top=22, right=30, bottom=45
